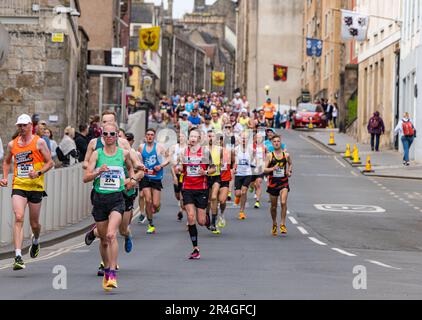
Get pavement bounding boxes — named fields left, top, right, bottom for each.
left=1, top=129, right=422, bottom=299
left=307, top=129, right=422, bottom=180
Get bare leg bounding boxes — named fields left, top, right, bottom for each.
left=12, top=195, right=28, bottom=252
left=107, top=212, right=122, bottom=270
left=270, top=195, right=278, bottom=225
left=280, top=189, right=289, bottom=226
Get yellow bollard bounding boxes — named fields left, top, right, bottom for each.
left=344, top=144, right=351, bottom=159
left=308, top=119, right=314, bottom=130
left=352, top=146, right=362, bottom=165
left=328, top=132, right=336, bottom=146
left=363, top=156, right=374, bottom=173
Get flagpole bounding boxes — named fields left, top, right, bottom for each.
left=330, top=8, right=402, bottom=25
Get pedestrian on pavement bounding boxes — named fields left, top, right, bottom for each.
left=332, top=103, right=338, bottom=128
left=367, top=111, right=385, bottom=152
left=395, top=112, right=417, bottom=166
left=0, top=114, right=54, bottom=271
left=75, top=124, right=90, bottom=163
left=36, top=121, right=52, bottom=152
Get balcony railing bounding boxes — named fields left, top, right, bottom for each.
left=0, top=0, right=40, bottom=17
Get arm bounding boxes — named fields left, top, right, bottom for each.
left=83, top=151, right=102, bottom=183
left=263, top=153, right=275, bottom=175
left=29, top=138, right=54, bottom=179
left=287, top=154, right=293, bottom=177
left=83, top=139, right=97, bottom=170
left=124, top=150, right=137, bottom=190
left=394, top=120, right=402, bottom=136
left=0, top=142, right=13, bottom=187
left=154, top=145, right=170, bottom=172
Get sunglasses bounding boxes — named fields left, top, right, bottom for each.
left=103, top=131, right=117, bottom=137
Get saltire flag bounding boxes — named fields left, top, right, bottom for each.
left=139, top=27, right=161, bottom=51
left=306, top=38, right=323, bottom=57
left=274, top=65, right=288, bottom=82
left=341, top=10, right=369, bottom=42
left=212, top=71, right=225, bottom=87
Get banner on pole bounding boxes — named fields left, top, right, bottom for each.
left=306, top=38, right=323, bottom=57
left=274, top=65, right=288, bottom=82
left=212, top=71, right=225, bottom=87
left=139, top=27, right=161, bottom=51
left=341, top=10, right=369, bottom=41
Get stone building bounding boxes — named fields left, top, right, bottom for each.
left=0, top=0, right=89, bottom=143
left=356, top=0, right=402, bottom=149
left=237, top=0, right=303, bottom=108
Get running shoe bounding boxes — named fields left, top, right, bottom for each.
left=147, top=225, right=156, bottom=234
left=84, top=225, right=96, bottom=246
left=13, top=256, right=25, bottom=271
left=209, top=225, right=221, bottom=235
left=272, top=225, right=278, bottom=236
left=280, top=225, right=288, bottom=236
left=138, top=214, right=147, bottom=224
left=177, top=211, right=183, bottom=222
left=239, top=212, right=247, bottom=220
left=189, top=249, right=201, bottom=260
left=97, top=262, right=105, bottom=277
left=227, top=192, right=232, bottom=201
left=254, top=201, right=261, bottom=209
left=217, top=216, right=226, bottom=229
left=124, top=235, right=133, bottom=253
left=107, top=271, right=118, bottom=289
left=234, top=196, right=241, bottom=205
left=29, top=235, right=40, bottom=259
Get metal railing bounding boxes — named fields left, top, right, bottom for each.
left=0, top=164, right=92, bottom=246
left=0, top=0, right=40, bottom=17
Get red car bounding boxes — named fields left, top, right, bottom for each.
left=293, top=103, right=327, bottom=129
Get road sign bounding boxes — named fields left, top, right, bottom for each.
left=314, top=204, right=386, bottom=214
left=52, top=33, right=64, bottom=43
left=0, top=23, right=10, bottom=67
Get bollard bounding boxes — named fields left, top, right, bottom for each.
left=363, top=156, right=374, bottom=173
left=328, top=132, right=337, bottom=146
left=352, top=146, right=362, bottom=165
left=344, top=144, right=351, bottom=159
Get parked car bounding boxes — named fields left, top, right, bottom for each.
left=293, top=103, right=326, bottom=129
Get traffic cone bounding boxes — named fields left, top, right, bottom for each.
left=343, top=144, right=351, bottom=159
left=308, top=120, right=314, bottom=130
left=363, top=156, right=374, bottom=173
left=286, top=120, right=291, bottom=130
left=352, top=146, right=362, bottom=165
left=328, top=132, right=336, bottom=146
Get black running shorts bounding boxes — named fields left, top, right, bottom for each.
left=235, top=176, right=252, bottom=191
left=12, top=189, right=47, bottom=204
left=91, top=191, right=125, bottom=223
left=208, top=176, right=221, bottom=189
left=139, top=178, right=163, bottom=191
left=182, top=189, right=209, bottom=210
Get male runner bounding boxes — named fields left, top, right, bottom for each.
left=170, top=132, right=187, bottom=222
left=207, top=130, right=222, bottom=235
left=264, top=135, right=292, bottom=236
left=1, top=114, right=54, bottom=271
left=250, top=131, right=266, bottom=209
left=84, top=122, right=135, bottom=291
left=218, top=135, right=235, bottom=229
left=138, top=128, right=170, bottom=235
left=176, top=129, right=215, bottom=259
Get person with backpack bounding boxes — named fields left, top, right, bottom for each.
left=367, top=111, right=385, bottom=152
left=395, top=112, right=416, bottom=166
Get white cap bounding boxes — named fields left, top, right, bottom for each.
left=16, top=114, right=32, bottom=125
left=235, top=92, right=241, bottom=97
left=241, top=108, right=248, bottom=113
left=182, top=111, right=190, bottom=117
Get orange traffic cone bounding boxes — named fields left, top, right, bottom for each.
left=363, top=156, right=374, bottom=173
left=286, top=121, right=291, bottom=130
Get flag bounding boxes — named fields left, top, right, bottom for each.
left=341, top=10, right=369, bottom=42
left=306, top=38, right=323, bottom=57
left=139, top=27, right=161, bottom=51
left=274, top=65, right=288, bottom=82
left=212, top=71, right=225, bottom=87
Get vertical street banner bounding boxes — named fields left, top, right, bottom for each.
left=274, top=65, right=288, bottom=82
left=341, top=10, right=369, bottom=41
left=139, top=26, right=161, bottom=51
left=306, top=38, right=323, bottom=57
left=212, top=71, right=225, bottom=87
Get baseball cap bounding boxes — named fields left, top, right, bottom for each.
left=266, top=128, right=276, bottom=133
left=16, top=114, right=32, bottom=125
left=267, top=98, right=272, bottom=102
left=182, top=111, right=189, bottom=117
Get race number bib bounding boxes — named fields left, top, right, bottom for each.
left=17, top=164, right=34, bottom=178
left=187, top=166, right=201, bottom=177
left=99, top=167, right=123, bottom=191
left=274, top=166, right=285, bottom=178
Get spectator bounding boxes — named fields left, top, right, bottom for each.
left=332, top=103, right=339, bottom=128
left=395, top=112, right=416, bottom=166
left=36, top=121, right=52, bottom=152
left=367, top=111, right=385, bottom=152
left=31, top=114, right=40, bottom=135
left=280, top=111, right=289, bottom=130
left=326, top=101, right=334, bottom=126
left=75, top=124, right=90, bottom=162
left=58, top=126, right=78, bottom=167
left=0, top=135, right=3, bottom=161
left=44, top=128, right=58, bottom=160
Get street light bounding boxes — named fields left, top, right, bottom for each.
left=265, top=85, right=270, bottom=96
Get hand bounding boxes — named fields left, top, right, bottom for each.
left=287, top=170, right=292, bottom=177
left=199, top=168, right=207, bottom=176
left=28, top=171, right=39, bottom=180
left=98, top=164, right=109, bottom=174
left=0, top=178, right=8, bottom=187
left=154, top=165, right=162, bottom=172
left=125, top=179, right=136, bottom=191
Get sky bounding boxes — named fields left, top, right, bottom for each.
left=147, top=0, right=217, bottom=19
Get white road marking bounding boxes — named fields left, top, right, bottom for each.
left=308, top=237, right=327, bottom=246
left=334, top=156, right=347, bottom=168
left=331, top=248, right=356, bottom=257
left=297, top=226, right=309, bottom=235
left=314, top=204, right=386, bottom=214
left=288, top=217, right=298, bottom=225
left=351, top=171, right=358, bottom=177
left=366, top=260, right=402, bottom=270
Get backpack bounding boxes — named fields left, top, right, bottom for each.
left=370, top=117, right=380, bottom=130
left=403, top=121, right=415, bottom=137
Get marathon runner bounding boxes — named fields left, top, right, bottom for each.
left=138, top=128, right=170, bottom=235
left=0, top=114, right=54, bottom=271
left=255, top=107, right=268, bottom=130
left=176, top=129, right=216, bottom=260
left=234, top=132, right=253, bottom=220
left=207, top=130, right=222, bottom=235
left=264, top=135, right=293, bottom=236
left=250, top=131, right=267, bottom=209
left=170, top=131, right=187, bottom=222
left=83, top=122, right=135, bottom=291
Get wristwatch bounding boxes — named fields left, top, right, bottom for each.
left=37, top=171, right=42, bottom=177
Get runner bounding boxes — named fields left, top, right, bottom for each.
left=263, top=98, right=276, bottom=128
left=0, top=114, right=54, bottom=271
left=255, top=107, right=268, bottom=130
left=176, top=129, right=216, bottom=259
left=138, top=128, right=170, bottom=235
left=264, top=135, right=293, bottom=236
left=250, top=131, right=266, bottom=209
left=83, top=122, right=135, bottom=291
left=218, top=135, right=235, bottom=229
left=170, top=132, right=187, bottom=222
left=233, top=132, right=253, bottom=220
